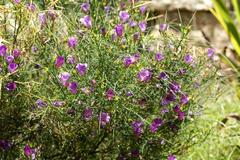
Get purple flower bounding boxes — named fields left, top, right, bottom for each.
left=131, top=149, right=140, bottom=157
left=0, top=44, right=7, bottom=56
left=173, top=105, right=185, bottom=120
left=159, top=23, right=168, bottom=32
left=100, top=27, right=107, bottom=36
left=13, top=0, right=21, bottom=4
left=36, top=99, right=47, bottom=107
left=129, top=20, right=137, bottom=27
left=207, top=48, right=215, bottom=58
left=26, top=3, right=36, bottom=12
left=6, top=55, right=14, bottom=63
left=112, top=32, right=117, bottom=41
left=158, top=72, right=167, bottom=80
left=0, top=140, right=11, bottom=151
left=169, top=82, right=181, bottom=93
left=48, top=9, right=58, bottom=21
left=81, top=3, right=90, bottom=13
left=137, top=69, right=152, bottom=82
left=115, top=24, right=124, bottom=37
left=138, top=21, right=147, bottom=32
left=6, top=82, right=17, bottom=91
left=104, top=6, right=111, bottom=14
left=161, top=92, right=176, bottom=106
left=52, top=101, right=64, bottom=107
left=68, top=37, right=78, bottom=49
left=13, top=48, right=21, bottom=57
left=39, top=13, right=47, bottom=27
left=178, top=111, right=185, bottom=120
left=180, top=94, right=189, bottom=105
left=184, top=54, right=193, bottom=64
left=124, top=56, right=135, bottom=67
left=178, top=68, right=186, bottom=75
left=155, top=52, right=164, bottom=61
left=82, top=108, right=93, bottom=121
left=67, top=55, right=76, bottom=64
left=55, top=56, right=64, bottom=68
left=58, top=72, right=70, bottom=86
left=126, top=91, right=134, bottom=97
left=24, top=144, right=32, bottom=158
left=76, top=63, right=88, bottom=76
left=161, top=107, right=169, bottom=114
left=99, top=112, right=110, bottom=126
left=132, top=120, right=144, bottom=137
left=140, top=5, right=146, bottom=14
left=173, top=105, right=181, bottom=113
left=119, top=11, right=130, bottom=23
left=168, top=154, right=177, bottom=160
left=68, top=82, right=78, bottom=94
left=133, top=32, right=140, bottom=42
left=106, top=88, right=115, bottom=100
left=32, top=46, right=38, bottom=53
left=149, top=118, right=163, bottom=133
left=8, top=63, right=18, bottom=73
left=120, top=1, right=126, bottom=10
left=80, top=15, right=92, bottom=29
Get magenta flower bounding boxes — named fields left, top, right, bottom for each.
left=13, top=48, right=21, bottom=57
left=58, top=72, right=71, bottom=86
left=131, top=149, right=140, bottom=157
left=140, top=5, right=146, bottom=14
left=99, top=112, right=110, bottom=126
left=106, top=88, right=115, bottom=100
left=55, top=56, right=65, bottom=68
left=137, top=69, right=152, bottom=82
left=138, top=21, right=147, bottom=32
left=8, top=63, right=18, bottom=73
left=207, top=48, right=215, bottom=58
left=155, top=52, right=164, bottom=61
left=6, top=82, right=17, bottom=91
left=129, top=20, right=137, bottom=27
left=80, top=15, right=92, bottom=29
left=149, top=118, right=163, bottom=133
left=184, top=54, right=193, bottom=64
left=82, top=108, right=93, bottom=121
left=119, top=11, right=130, bottom=22
left=76, top=63, right=88, bottom=76
left=6, top=55, right=14, bottom=63
left=0, top=44, right=7, bottom=56
left=81, top=3, right=90, bottom=13
left=132, top=120, right=144, bottom=137
left=24, top=144, right=32, bottom=158
left=26, top=3, right=36, bottom=12
left=159, top=23, right=168, bottom=32
left=180, top=94, right=189, bottom=105
left=68, top=37, right=78, bottom=48
left=168, top=154, right=177, bottom=160
left=39, top=13, right=47, bottom=28
left=115, top=24, right=124, bottom=37
left=68, top=82, right=78, bottom=94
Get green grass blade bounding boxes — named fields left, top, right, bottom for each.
left=232, top=0, right=240, bottom=24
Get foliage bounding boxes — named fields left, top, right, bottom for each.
left=0, top=0, right=216, bottom=159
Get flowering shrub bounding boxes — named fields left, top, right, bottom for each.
left=0, top=0, right=216, bottom=159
